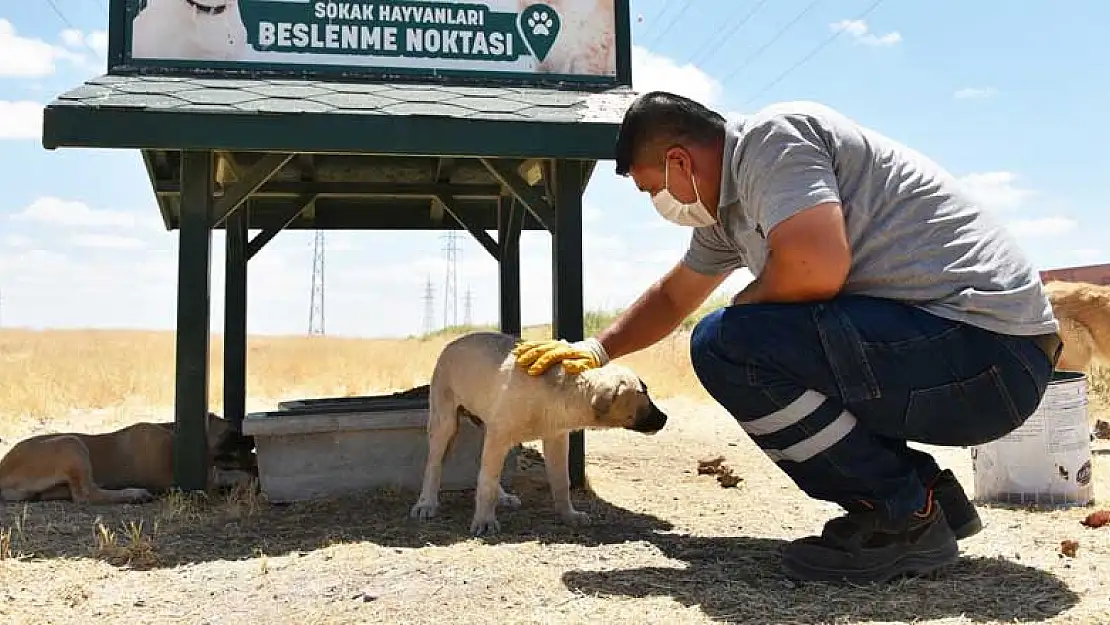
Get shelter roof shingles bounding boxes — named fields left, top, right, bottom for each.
left=42, top=75, right=638, bottom=158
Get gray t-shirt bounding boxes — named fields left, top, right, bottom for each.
left=683, top=101, right=1058, bottom=336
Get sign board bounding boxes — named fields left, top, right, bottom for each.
left=116, top=0, right=630, bottom=85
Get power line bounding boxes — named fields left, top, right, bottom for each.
left=45, top=0, right=108, bottom=51
left=641, top=0, right=695, bottom=50
left=717, top=0, right=827, bottom=87
left=741, top=0, right=889, bottom=107
left=684, top=0, right=757, bottom=67
left=45, top=0, right=78, bottom=30
left=308, top=230, right=326, bottom=335
left=688, top=0, right=773, bottom=67
left=635, top=1, right=682, bottom=45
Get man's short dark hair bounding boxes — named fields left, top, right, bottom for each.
left=613, top=91, right=727, bottom=176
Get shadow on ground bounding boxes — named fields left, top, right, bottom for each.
left=0, top=446, right=1080, bottom=624
left=561, top=532, right=1080, bottom=624
left=0, top=447, right=673, bottom=567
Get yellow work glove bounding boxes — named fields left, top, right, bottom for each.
left=512, top=337, right=609, bottom=376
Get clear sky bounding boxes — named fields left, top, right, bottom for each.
left=1, top=0, right=1107, bottom=337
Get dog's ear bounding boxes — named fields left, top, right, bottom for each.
left=590, top=385, right=614, bottom=417
left=590, top=379, right=625, bottom=417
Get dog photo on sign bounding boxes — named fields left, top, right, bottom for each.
left=131, top=0, right=251, bottom=61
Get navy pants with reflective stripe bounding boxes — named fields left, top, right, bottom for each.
left=689, top=294, right=1053, bottom=520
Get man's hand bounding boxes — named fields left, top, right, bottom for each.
left=512, top=337, right=609, bottom=376
left=512, top=262, right=729, bottom=376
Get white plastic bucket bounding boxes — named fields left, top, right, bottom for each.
left=971, top=370, right=1095, bottom=507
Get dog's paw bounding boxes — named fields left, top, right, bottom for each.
left=498, top=491, right=522, bottom=509
left=409, top=500, right=439, bottom=521
left=123, top=488, right=154, bottom=503
left=470, top=515, right=501, bottom=536
left=559, top=509, right=591, bottom=527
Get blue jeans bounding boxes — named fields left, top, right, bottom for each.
left=689, top=295, right=1054, bottom=520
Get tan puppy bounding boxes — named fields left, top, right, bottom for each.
left=0, top=412, right=254, bottom=504
left=1045, top=280, right=1110, bottom=372
left=410, top=331, right=668, bottom=535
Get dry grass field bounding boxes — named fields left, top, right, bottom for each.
left=0, top=324, right=1108, bottom=625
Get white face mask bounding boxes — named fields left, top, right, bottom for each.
left=651, top=161, right=717, bottom=228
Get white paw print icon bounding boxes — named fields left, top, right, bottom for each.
left=527, top=9, right=554, bottom=36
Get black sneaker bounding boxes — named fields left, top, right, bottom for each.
left=929, top=469, right=983, bottom=540
left=781, top=493, right=959, bottom=584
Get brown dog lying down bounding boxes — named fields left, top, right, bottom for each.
left=0, top=412, right=256, bottom=504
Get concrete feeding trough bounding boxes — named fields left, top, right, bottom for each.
left=243, top=386, right=516, bottom=503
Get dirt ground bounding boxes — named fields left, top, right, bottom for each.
left=1, top=397, right=1108, bottom=625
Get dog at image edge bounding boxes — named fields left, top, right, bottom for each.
left=410, top=331, right=668, bottom=535
left=0, top=412, right=256, bottom=504
left=1045, top=280, right=1110, bottom=374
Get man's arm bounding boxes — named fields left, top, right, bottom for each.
left=598, top=260, right=731, bottom=361
left=511, top=259, right=730, bottom=375
left=732, top=201, right=850, bottom=305
left=732, top=112, right=852, bottom=305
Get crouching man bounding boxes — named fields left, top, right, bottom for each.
left=512, top=91, right=1062, bottom=584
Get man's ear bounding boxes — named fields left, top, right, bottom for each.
left=666, top=145, right=699, bottom=176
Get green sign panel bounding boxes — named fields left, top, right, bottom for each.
left=125, top=0, right=619, bottom=81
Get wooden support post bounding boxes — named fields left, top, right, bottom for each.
left=173, top=150, right=214, bottom=491
left=582, top=161, right=596, bottom=194
left=551, top=159, right=586, bottom=490
left=480, top=158, right=556, bottom=233
left=224, top=202, right=248, bottom=433
left=436, top=193, right=501, bottom=261
left=211, top=153, right=294, bottom=227
left=498, top=196, right=523, bottom=337
left=246, top=194, right=316, bottom=260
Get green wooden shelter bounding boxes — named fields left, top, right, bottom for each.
left=40, top=0, right=637, bottom=491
